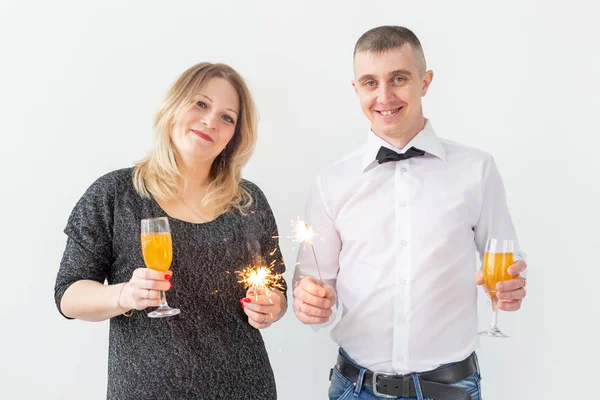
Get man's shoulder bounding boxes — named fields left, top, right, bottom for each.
left=439, top=138, right=494, bottom=164
left=316, top=145, right=366, bottom=181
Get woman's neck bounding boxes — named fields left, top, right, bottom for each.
left=177, top=156, right=213, bottom=199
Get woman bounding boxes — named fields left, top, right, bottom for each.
left=54, top=62, right=287, bottom=399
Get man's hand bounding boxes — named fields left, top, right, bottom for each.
left=293, top=277, right=336, bottom=324
left=476, top=260, right=527, bottom=311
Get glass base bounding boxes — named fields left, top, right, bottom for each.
left=478, top=326, right=509, bottom=338
left=148, top=306, right=181, bottom=318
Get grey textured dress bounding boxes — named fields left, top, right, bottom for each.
left=54, top=168, right=287, bottom=400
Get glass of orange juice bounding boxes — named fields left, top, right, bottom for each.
left=141, top=217, right=180, bottom=318
left=478, top=238, right=514, bottom=338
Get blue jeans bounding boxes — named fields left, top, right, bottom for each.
left=328, top=349, right=482, bottom=400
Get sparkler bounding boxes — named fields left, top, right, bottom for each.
left=236, top=257, right=285, bottom=299
left=290, top=218, right=323, bottom=282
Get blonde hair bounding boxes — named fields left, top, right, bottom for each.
left=133, top=62, right=257, bottom=216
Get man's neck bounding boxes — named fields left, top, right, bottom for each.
left=373, top=118, right=426, bottom=150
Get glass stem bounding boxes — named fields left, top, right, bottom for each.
left=491, top=295, right=499, bottom=328
left=159, top=290, right=168, bottom=308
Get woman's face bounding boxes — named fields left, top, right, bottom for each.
left=171, top=77, right=240, bottom=164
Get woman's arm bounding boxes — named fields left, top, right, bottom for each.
left=60, top=281, right=130, bottom=322
left=59, top=267, right=171, bottom=322
left=55, top=172, right=169, bottom=322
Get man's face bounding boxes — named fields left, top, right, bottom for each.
left=352, top=45, right=433, bottom=142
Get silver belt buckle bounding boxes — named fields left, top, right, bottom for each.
left=372, top=372, right=397, bottom=398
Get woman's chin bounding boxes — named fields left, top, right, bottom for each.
left=177, top=149, right=217, bottom=164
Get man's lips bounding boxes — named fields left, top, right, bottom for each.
left=375, top=106, right=402, bottom=117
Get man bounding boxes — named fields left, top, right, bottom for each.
left=293, top=26, right=527, bottom=400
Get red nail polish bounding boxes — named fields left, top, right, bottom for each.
left=165, top=274, right=171, bottom=280
left=169, top=283, right=173, bottom=289
left=243, top=298, right=251, bottom=303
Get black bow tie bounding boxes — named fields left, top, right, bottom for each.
left=376, top=146, right=426, bottom=164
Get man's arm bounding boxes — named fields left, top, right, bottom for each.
left=293, top=175, right=341, bottom=325
left=474, top=155, right=527, bottom=311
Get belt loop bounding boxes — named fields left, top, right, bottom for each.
left=402, top=375, right=411, bottom=397
left=352, top=367, right=366, bottom=397
left=411, top=373, right=424, bottom=400
left=473, top=352, right=482, bottom=380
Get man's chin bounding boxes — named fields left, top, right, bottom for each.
left=373, top=124, right=402, bottom=138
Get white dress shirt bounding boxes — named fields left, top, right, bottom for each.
left=294, top=120, right=521, bottom=374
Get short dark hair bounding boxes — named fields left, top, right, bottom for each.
left=353, top=26, right=427, bottom=74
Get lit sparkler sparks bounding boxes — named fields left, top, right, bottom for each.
left=236, top=259, right=285, bottom=297
left=290, top=218, right=323, bottom=282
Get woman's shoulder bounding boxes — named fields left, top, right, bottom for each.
left=240, top=179, right=269, bottom=204
left=84, top=167, right=135, bottom=195
left=69, top=167, right=137, bottom=215
left=97, top=167, right=135, bottom=186
left=65, top=168, right=135, bottom=235
left=240, top=178, right=261, bottom=194
left=239, top=179, right=277, bottom=219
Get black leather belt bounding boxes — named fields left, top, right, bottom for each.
left=333, top=350, right=477, bottom=400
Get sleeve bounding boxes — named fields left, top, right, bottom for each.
left=54, top=173, right=116, bottom=319
left=248, top=183, right=288, bottom=297
left=294, top=175, right=343, bottom=328
left=473, top=156, right=525, bottom=263
left=293, top=175, right=342, bottom=289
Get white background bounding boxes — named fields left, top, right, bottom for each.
left=1, top=1, right=598, bottom=399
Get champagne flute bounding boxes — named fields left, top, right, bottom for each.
left=478, top=238, right=514, bottom=338
left=141, top=217, right=180, bottom=318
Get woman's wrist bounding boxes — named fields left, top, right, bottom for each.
left=274, top=289, right=287, bottom=321
left=116, top=283, right=134, bottom=317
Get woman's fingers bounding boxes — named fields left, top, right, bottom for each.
left=243, top=305, right=272, bottom=329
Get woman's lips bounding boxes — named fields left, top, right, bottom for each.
left=191, top=129, right=214, bottom=142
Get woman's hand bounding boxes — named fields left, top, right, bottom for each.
left=240, top=288, right=287, bottom=329
left=119, top=268, right=173, bottom=311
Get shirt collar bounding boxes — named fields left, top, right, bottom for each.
left=361, top=119, right=447, bottom=172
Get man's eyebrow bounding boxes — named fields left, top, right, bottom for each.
left=390, top=69, right=412, bottom=77
left=357, top=69, right=413, bottom=82
left=357, top=74, right=376, bottom=82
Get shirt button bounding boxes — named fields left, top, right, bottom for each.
left=399, top=278, right=407, bottom=285
left=398, top=317, right=407, bottom=324
left=400, top=240, right=408, bottom=246
left=401, top=167, right=407, bottom=173
left=399, top=201, right=407, bottom=207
